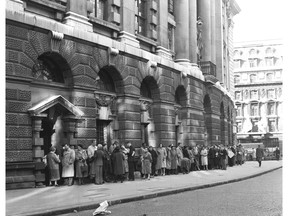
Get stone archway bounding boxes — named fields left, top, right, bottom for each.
left=28, top=95, right=83, bottom=187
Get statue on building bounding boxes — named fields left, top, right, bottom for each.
left=196, top=17, right=203, bottom=63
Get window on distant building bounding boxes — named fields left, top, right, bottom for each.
left=250, top=103, right=258, bottom=116
left=235, top=91, right=241, bottom=100
left=250, top=90, right=258, bottom=100
left=234, top=60, right=241, bottom=69
left=267, top=89, right=275, bottom=99
left=266, top=73, right=273, bottom=81
left=267, top=102, right=275, bottom=115
left=268, top=119, right=276, bottom=132
left=236, top=104, right=242, bottom=116
left=234, top=75, right=240, bottom=84
left=249, top=59, right=257, bottom=68
left=265, top=57, right=274, bottom=66
left=251, top=120, right=258, bottom=132
left=168, top=0, right=174, bottom=15
left=250, top=74, right=257, bottom=83
left=236, top=122, right=242, bottom=133
left=135, top=0, right=147, bottom=36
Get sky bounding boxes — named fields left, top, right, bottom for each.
left=233, top=0, right=285, bottom=43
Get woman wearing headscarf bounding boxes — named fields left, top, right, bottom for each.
left=75, top=144, right=88, bottom=185
left=46, top=146, right=61, bottom=186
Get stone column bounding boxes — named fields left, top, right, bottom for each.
left=189, top=0, right=197, bottom=64
left=32, top=115, right=46, bottom=187
left=63, top=0, right=93, bottom=32
left=197, top=0, right=212, bottom=62
left=156, top=0, right=173, bottom=60
left=118, top=0, right=140, bottom=48
left=174, top=0, right=190, bottom=65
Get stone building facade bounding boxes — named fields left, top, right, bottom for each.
left=6, top=0, right=240, bottom=189
left=233, top=40, right=283, bottom=147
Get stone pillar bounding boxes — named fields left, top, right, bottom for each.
left=174, top=0, right=190, bottom=65
left=32, top=115, right=46, bottom=187
left=63, top=115, right=79, bottom=147
left=197, top=0, right=212, bottom=62
left=118, top=0, right=140, bottom=48
left=156, top=0, right=173, bottom=60
left=189, top=0, right=198, bottom=64
left=63, top=0, right=93, bottom=32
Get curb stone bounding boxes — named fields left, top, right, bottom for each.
left=22, top=166, right=282, bottom=216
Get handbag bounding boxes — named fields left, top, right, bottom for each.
left=81, top=162, right=88, bottom=173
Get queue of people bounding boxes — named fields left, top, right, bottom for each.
left=44, top=141, right=247, bottom=187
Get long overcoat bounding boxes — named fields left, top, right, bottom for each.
left=62, top=148, right=75, bottom=178
left=112, top=149, right=125, bottom=175
left=47, top=151, right=61, bottom=181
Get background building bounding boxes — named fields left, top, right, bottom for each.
left=233, top=40, right=283, bottom=149
left=6, top=0, right=240, bottom=189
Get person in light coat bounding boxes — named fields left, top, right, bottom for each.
left=200, top=146, right=208, bottom=170
left=156, top=144, right=167, bottom=176
left=46, top=146, right=61, bottom=186
left=62, top=144, right=75, bottom=186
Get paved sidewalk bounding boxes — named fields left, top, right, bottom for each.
left=6, top=161, right=282, bottom=216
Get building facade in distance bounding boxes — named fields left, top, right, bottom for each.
left=233, top=40, right=283, bottom=149
left=6, top=0, right=240, bottom=189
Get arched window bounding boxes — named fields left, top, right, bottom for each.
left=32, top=54, right=66, bottom=83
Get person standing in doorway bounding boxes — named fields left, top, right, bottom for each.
left=256, top=145, right=264, bottom=167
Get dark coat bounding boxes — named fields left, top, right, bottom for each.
left=112, top=148, right=125, bottom=175
left=127, top=145, right=136, bottom=162
left=256, top=147, right=264, bottom=160
left=94, top=149, right=105, bottom=166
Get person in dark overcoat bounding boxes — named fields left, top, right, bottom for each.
left=46, top=146, right=61, bottom=186
left=111, top=146, right=125, bottom=183
left=256, top=145, right=264, bottom=167
left=170, top=146, right=178, bottom=174
left=94, top=144, right=105, bottom=184
left=75, top=144, right=88, bottom=185
left=148, top=146, right=158, bottom=177
left=127, top=142, right=136, bottom=181
left=275, top=147, right=280, bottom=160
left=219, top=145, right=228, bottom=170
